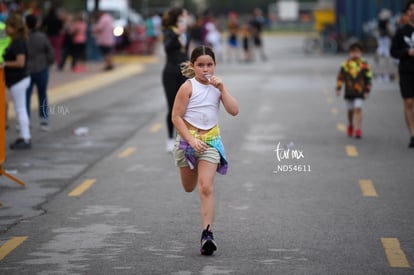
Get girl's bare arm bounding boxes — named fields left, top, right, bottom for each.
left=210, top=76, right=239, bottom=116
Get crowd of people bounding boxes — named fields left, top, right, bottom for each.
left=186, top=8, right=268, bottom=63
left=1, top=1, right=117, bottom=150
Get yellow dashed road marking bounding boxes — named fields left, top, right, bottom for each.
left=359, top=179, right=378, bottom=197
left=337, top=123, right=346, bottom=133
left=0, top=236, right=28, bottom=261
left=326, top=97, right=333, bottom=104
left=150, top=123, right=162, bottom=133
left=345, top=145, right=358, bottom=157
left=118, top=147, right=137, bottom=158
left=331, top=108, right=338, bottom=115
left=113, top=55, right=159, bottom=64
left=68, top=179, right=96, bottom=197
left=381, top=238, right=411, bottom=268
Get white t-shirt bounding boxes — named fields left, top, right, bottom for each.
left=184, top=78, right=221, bottom=130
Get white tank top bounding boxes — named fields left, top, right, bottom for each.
left=184, top=78, right=221, bottom=130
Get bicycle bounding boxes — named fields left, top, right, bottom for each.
left=303, top=31, right=338, bottom=55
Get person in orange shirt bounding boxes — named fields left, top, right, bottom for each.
left=71, top=12, right=87, bottom=73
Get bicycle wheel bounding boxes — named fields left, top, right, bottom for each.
left=323, top=38, right=338, bottom=54
left=303, top=37, right=319, bottom=54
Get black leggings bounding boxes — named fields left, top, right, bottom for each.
left=162, top=72, right=187, bottom=138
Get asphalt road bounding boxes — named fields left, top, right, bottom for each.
left=0, top=34, right=413, bottom=275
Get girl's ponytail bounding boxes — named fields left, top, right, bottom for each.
left=181, top=61, right=195, bottom=78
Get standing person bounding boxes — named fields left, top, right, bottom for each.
left=92, top=11, right=115, bottom=71
left=25, top=0, right=40, bottom=17
left=189, top=14, right=203, bottom=51
left=241, top=21, right=252, bottom=62
left=161, top=7, right=189, bottom=152
left=200, top=9, right=213, bottom=46
left=205, top=21, right=222, bottom=61
left=375, top=8, right=393, bottom=82
left=227, top=11, right=240, bottom=63
left=336, top=42, right=372, bottom=139
left=0, top=20, right=11, bottom=130
left=145, top=13, right=161, bottom=55
left=42, top=4, right=63, bottom=65
left=25, top=14, right=54, bottom=132
left=0, top=1, right=9, bottom=23
left=3, top=13, right=31, bottom=149
left=151, top=12, right=162, bottom=54
left=249, top=8, right=267, bottom=61
left=172, top=45, right=239, bottom=255
left=391, top=0, right=414, bottom=148
left=58, top=12, right=74, bottom=71
left=70, top=11, right=87, bottom=73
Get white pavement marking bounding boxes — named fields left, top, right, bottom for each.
left=242, top=123, right=285, bottom=152
left=19, top=205, right=147, bottom=273
left=200, top=265, right=234, bottom=275
left=143, top=240, right=186, bottom=258
left=228, top=204, right=250, bottom=210
left=172, top=272, right=192, bottom=275
left=242, top=182, right=255, bottom=192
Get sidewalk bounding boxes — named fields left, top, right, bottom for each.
left=48, top=55, right=159, bottom=90
left=7, top=55, right=159, bottom=119
left=1, top=54, right=161, bottom=230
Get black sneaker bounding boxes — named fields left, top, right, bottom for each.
left=200, top=225, right=217, bottom=255
left=9, top=138, right=32, bottom=150
left=409, top=137, right=414, bottom=148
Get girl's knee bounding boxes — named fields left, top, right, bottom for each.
left=198, top=180, right=213, bottom=197
left=182, top=181, right=197, bottom=193
left=179, top=167, right=197, bottom=192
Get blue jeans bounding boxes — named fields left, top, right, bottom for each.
left=26, top=68, right=49, bottom=124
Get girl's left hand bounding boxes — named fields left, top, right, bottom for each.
left=209, top=75, right=223, bottom=90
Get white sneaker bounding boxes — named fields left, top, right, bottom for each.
left=166, top=138, right=175, bottom=153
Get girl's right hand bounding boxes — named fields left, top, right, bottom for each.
left=190, top=137, right=208, bottom=153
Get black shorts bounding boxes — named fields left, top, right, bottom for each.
left=242, top=37, right=249, bottom=51
left=99, top=46, right=113, bottom=56
left=253, top=35, right=262, bottom=47
left=399, top=73, right=414, bottom=99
